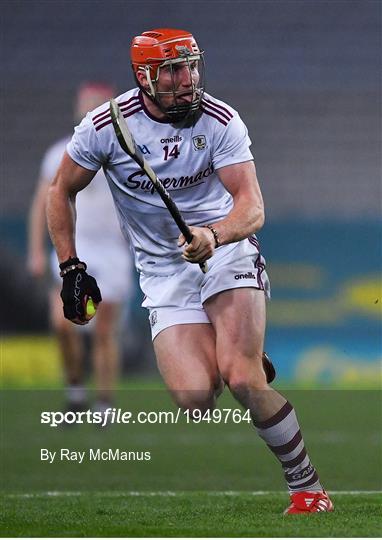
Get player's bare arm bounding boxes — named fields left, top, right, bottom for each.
left=212, top=160, right=264, bottom=244
left=180, top=160, right=264, bottom=263
left=46, top=152, right=96, bottom=263
left=47, top=152, right=101, bottom=325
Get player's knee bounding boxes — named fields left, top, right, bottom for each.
left=221, top=355, right=268, bottom=394
left=172, top=388, right=217, bottom=415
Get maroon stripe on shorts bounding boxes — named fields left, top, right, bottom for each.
left=268, top=429, right=302, bottom=455
left=248, top=235, right=260, bottom=249
left=254, top=255, right=265, bottom=290
left=253, top=401, right=293, bottom=429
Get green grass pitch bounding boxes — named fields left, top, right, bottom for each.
left=0, top=383, right=381, bottom=537
left=1, top=492, right=381, bottom=537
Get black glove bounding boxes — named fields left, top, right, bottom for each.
left=59, top=257, right=102, bottom=323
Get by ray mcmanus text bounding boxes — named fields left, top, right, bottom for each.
left=40, top=448, right=152, bottom=464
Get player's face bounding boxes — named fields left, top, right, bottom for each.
left=156, top=59, right=200, bottom=107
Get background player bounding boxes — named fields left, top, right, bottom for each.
left=46, top=30, right=333, bottom=513
left=28, top=82, right=133, bottom=415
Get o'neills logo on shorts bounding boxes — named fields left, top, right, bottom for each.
left=234, top=271, right=256, bottom=280
left=123, top=162, right=214, bottom=194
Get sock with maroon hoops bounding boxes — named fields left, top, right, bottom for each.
left=253, top=401, right=324, bottom=493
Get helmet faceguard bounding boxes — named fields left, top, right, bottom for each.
left=131, top=29, right=205, bottom=123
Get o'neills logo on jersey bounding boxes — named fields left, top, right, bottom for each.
left=124, top=162, right=214, bottom=194
left=160, top=136, right=183, bottom=143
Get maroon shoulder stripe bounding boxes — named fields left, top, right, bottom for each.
left=92, top=96, right=139, bottom=123
left=203, top=97, right=233, bottom=119
left=202, top=99, right=232, bottom=123
left=201, top=106, right=228, bottom=126
left=92, top=106, right=110, bottom=123
left=118, top=96, right=140, bottom=108
left=92, top=99, right=141, bottom=130
left=94, top=106, right=142, bottom=132
left=123, top=106, right=142, bottom=118
left=93, top=97, right=140, bottom=125
left=94, top=118, right=113, bottom=132
left=94, top=101, right=141, bottom=126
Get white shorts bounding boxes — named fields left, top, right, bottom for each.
left=140, top=237, right=270, bottom=340
left=50, top=242, right=133, bottom=304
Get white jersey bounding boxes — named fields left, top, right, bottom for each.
left=67, top=89, right=254, bottom=276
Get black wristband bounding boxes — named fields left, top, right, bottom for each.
left=59, top=257, right=80, bottom=270
left=59, top=257, right=87, bottom=277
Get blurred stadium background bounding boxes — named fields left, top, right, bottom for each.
left=1, top=0, right=381, bottom=388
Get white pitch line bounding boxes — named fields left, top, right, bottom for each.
left=4, top=490, right=382, bottom=498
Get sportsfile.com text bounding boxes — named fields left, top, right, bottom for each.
left=41, top=408, right=252, bottom=428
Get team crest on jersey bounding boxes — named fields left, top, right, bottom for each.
left=192, top=135, right=207, bottom=150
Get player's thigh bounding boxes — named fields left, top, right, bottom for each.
left=154, top=323, right=221, bottom=396
left=204, top=287, right=266, bottom=383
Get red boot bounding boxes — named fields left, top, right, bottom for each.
left=284, top=491, right=334, bottom=514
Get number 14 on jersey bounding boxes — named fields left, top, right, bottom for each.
left=163, top=144, right=180, bottom=160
